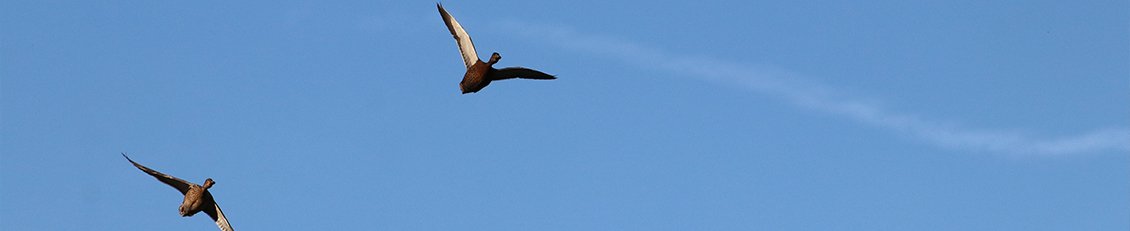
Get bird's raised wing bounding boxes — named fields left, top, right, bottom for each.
left=491, top=67, right=557, bottom=80
left=438, top=4, right=479, bottom=68
left=202, top=194, right=235, bottom=231
left=122, top=153, right=193, bottom=195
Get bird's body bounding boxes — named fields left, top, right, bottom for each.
left=461, top=59, right=494, bottom=93
left=123, top=154, right=234, bottom=231
left=438, top=4, right=555, bottom=94
left=178, top=179, right=214, bottom=217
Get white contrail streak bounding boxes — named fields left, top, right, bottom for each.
left=497, top=21, right=1130, bottom=155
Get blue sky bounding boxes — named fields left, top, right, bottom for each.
left=2, top=0, right=1127, bottom=230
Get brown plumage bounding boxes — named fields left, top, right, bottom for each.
left=123, top=153, right=234, bottom=231
left=438, top=4, right=556, bottom=94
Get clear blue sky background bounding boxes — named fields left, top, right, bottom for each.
left=3, top=0, right=1127, bottom=230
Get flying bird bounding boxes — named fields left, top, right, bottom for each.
left=438, top=3, right=556, bottom=94
left=122, top=153, right=235, bottom=231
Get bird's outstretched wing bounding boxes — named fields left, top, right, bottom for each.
left=202, top=194, right=235, bottom=231
left=491, top=67, right=557, bottom=80
left=122, top=153, right=193, bottom=195
left=438, top=4, right=479, bottom=68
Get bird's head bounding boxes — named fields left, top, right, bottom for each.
left=203, top=178, right=215, bottom=189
left=487, top=52, right=501, bottom=65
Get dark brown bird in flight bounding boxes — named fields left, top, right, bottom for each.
left=122, top=153, right=235, bottom=231
left=438, top=4, right=556, bottom=94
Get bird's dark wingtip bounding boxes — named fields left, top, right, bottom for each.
left=121, top=152, right=142, bottom=167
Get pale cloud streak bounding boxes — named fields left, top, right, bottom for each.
left=497, top=21, right=1130, bottom=155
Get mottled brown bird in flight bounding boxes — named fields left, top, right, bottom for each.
left=438, top=4, right=556, bottom=94
left=123, top=153, right=235, bottom=231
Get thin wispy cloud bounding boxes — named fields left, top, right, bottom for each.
left=496, top=21, right=1130, bottom=155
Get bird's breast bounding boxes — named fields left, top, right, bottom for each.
left=461, top=64, right=492, bottom=93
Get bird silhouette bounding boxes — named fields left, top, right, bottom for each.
left=123, top=153, right=234, bottom=231
left=438, top=4, right=556, bottom=94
